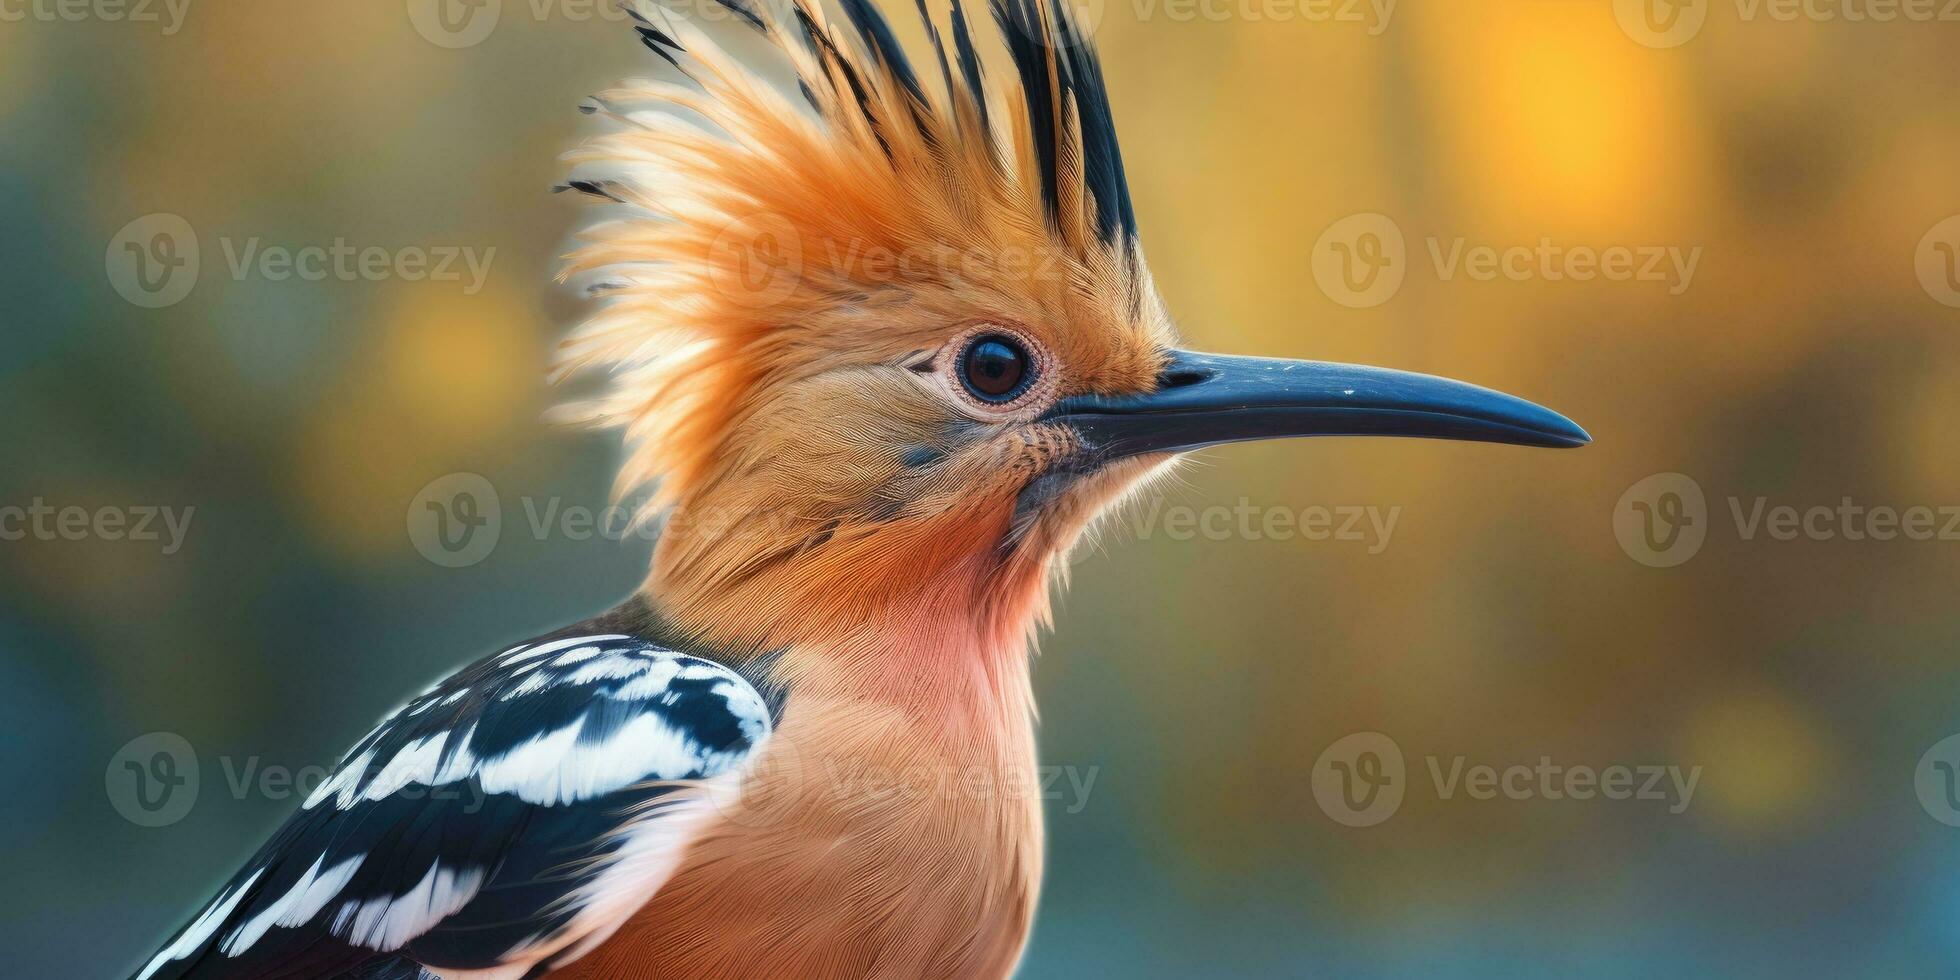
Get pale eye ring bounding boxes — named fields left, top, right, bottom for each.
left=927, top=322, right=1058, bottom=417
left=958, top=333, right=1036, bottom=403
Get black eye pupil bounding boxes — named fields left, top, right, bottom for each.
left=961, top=336, right=1031, bottom=401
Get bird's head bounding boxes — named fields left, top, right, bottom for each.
left=557, top=0, right=1588, bottom=657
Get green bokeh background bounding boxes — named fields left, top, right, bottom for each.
left=4, top=1, right=1960, bottom=975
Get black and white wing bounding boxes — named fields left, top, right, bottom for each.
left=132, top=634, right=772, bottom=980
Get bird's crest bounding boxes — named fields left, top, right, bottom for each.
left=555, top=0, right=1165, bottom=518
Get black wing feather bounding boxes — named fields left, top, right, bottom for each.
left=132, top=635, right=769, bottom=980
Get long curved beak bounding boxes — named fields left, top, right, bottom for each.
left=1045, top=349, right=1591, bottom=459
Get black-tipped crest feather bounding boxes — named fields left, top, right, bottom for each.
left=991, top=0, right=1136, bottom=246
left=613, top=0, right=1132, bottom=249
left=948, top=0, right=991, bottom=132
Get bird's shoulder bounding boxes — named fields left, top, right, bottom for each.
left=134, top=626, right=773, bottom=980
left=318, top=630, right=771, bottom=810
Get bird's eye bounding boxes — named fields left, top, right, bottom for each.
left=959, top=334, right=1034, bottom=402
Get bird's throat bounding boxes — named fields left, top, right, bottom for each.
left=645, top=526, right=1052, bottom=727
left=641, top=454, right=1170, bottom=720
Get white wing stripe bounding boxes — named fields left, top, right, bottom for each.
left=221, top=854, right=363, bottom=955
left=501, top=634, right=633, bottom=664
left=136, top=868, right=265, bottom=980
left=304, top=747, right=377, bottom=810
left=143, top=637, right=772, bottom=976
left=304, top=648, right=771, bottom=811
left=331, top=863, right=487, bottom=952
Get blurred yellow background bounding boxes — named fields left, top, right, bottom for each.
left=3, top=0, right=1959, bottom=975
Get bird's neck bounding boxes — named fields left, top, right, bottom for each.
left=645, top=541, right=1053, bottom=733
left=780, top=597, right=1039, bottom=738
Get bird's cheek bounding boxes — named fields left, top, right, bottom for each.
left=980, top=423, right=1082, bottom=495
left=1007, top=410, right=1180, bottom=519
left=878, top=424, right=1065, bottom=520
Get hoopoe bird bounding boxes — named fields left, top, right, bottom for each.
left=133, top=0, right=1589, bottom=977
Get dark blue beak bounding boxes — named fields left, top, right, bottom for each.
left=1046, top=349, right=1591, bottom=458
